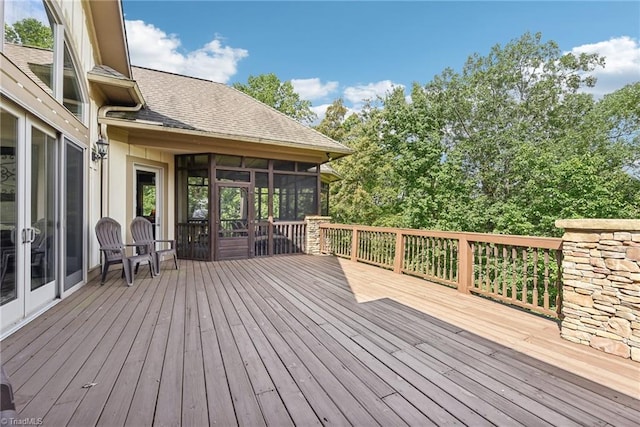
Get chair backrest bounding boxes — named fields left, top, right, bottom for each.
left=32, top=218, right=47, bottom=250
left=130, top=217, right=154, bottom=254
left=95, top=217, right=124, bottom=261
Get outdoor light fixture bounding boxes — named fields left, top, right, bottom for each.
left=92, top=137, right=109, bottom=162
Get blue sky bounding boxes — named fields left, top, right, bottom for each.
left=122, top=1, right=640, bottom=119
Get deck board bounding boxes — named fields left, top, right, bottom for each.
left=1, top=255, right=638, bottom=426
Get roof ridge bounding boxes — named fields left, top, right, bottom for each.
left=132, top=65, right=224, bottom=85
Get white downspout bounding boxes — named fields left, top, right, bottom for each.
left=97, top=103, right=143, bottom=217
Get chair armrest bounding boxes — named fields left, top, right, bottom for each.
left=99, top=244, right=123, bottom=251
left=149, top=239, right=176, bottom=249
left=124, top=242, right=152, bottom=248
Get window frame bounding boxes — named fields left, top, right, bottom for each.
left=1, top=0, right=88, bottom=123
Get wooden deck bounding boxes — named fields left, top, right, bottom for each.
left=1, top=255, right=639, bottom=426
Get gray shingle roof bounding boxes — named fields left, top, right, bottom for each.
left=3, top=43, right=54, bottom=97
left=89, top=64, right=130, bottom=80
left=106, top=66, right=351, bottom=154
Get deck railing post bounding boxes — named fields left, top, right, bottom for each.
left=393, top=230, right=404, bottom=274
left=458, top=236, right=472, bottom=293
left=304, top=216, right=332, bottom=255
left=351, top=227, right=359, bottom=261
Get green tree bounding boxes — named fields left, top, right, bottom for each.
left=4, top=18, right=53, bottom=49
left=233, top=73, right=316, bottom=124
left=321, top=103, right=403, bottom=226
left=332, top=32, right=639, bottom=236
left=315, top=98, right=349, bottom=141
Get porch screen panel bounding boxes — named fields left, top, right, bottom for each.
left=176, top=155, right=210, bottom=260
left=273, top=174, right=317, bottom=221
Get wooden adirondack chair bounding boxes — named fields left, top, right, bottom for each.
left=130, top=216, right=178, bottom=274
left=95, top=217, right=155, bottom=286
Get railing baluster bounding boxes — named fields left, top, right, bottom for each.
left=544, top=249, right=550, bottom=310
left=533, top=250, right=539, bottom=308
left=485, top=244, right=491, bottom=292
left=491, top=245, right=500, bottom=295
left=511, top=247, right=517, bottom=300
left=502, top=246, right=508, bottom=297
left=522, top=248, right=528, bottom=304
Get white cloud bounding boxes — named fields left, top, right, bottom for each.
left=291, top=78, right=339, bottom=101
left=4, top=0, right=48, bottom=25
left=343, top=80, right=404, bottom=105
left=569, top=36, right=640, bottom=97
left=125, top=20, right=248, bottom=83
left=308, top=103, right=332, bottom=126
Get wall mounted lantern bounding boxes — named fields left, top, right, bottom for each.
left=92, top=137, right=109, bottom=162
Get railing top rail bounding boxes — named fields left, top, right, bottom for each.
left=319, top=223, right=562, bottom=250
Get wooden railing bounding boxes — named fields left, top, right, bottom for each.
left=254, top=221, right=306, bottom=257
left=320, top=224, right=563, bottom=318
left=176, top=221, right=210, bottom=260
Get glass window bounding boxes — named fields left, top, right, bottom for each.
left=244, top=157, right=269, bottom=169
left=192, top=154, right=209, bottom=168
left=273, top=160, right=295, bottom=171
left=3, top=1, right=55, bottom=95
left=298, top=162, right=318, bottom=173
left=215, top=155, right=242, bottom=167
left=3, top=1, right=86, bottom=121
left=62, top=43, right=83, bottom=118
left=216, top=169, right=250, bottom=182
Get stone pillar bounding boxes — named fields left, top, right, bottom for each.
left=556, top=219, right=640, bottom=362
left=305, top=216, right=331, bottom=255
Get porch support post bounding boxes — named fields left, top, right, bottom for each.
left=305, top=216, right=331, bottom=255
left=556, top=219, right=640, bottom=362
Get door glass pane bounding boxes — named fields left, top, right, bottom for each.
left=219, top=187, right=248, bottom=237
left=65, top=141, right=83, bottom=290
left=1, top=110, right=18, bottom=305
left=136, top=170, right=156, bottom=215
left=31, top=127, right=56, bottom=291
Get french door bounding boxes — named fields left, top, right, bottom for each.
left=1, top=107, right=58, bottom=332
left=135, top=166, right=162, bottom=240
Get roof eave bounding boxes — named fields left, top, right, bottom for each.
left=87, top=0, right=131, bottom=78
left=99, top=116, right=353, bottom=158
left=88, top=72, right=145, bottom=106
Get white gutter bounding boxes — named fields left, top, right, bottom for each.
left=98, top=103, right=143, bottom=140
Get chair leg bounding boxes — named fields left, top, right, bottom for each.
left=173, top=253, right=178, bottom=270
left=154, top=254, right=161, bottom=275
left=123, top=259, right=134, bottom=286
left=149, top=256, right=156, bottom=277
left=101, top=262, right=109, bottom=284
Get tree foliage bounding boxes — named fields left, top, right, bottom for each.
left=233, top=73, right=316, bottom=124
left=319, top=32, right=640, bottom=237
left=4, top=18, right=53, bottom=49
